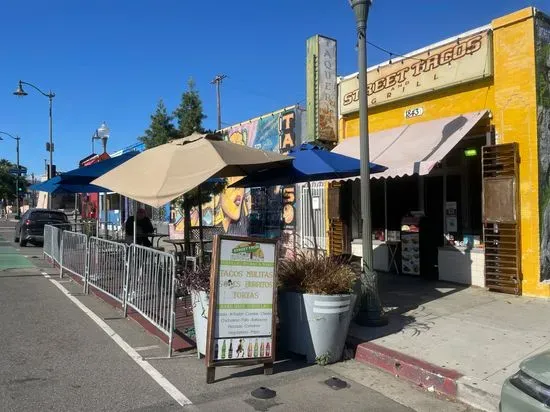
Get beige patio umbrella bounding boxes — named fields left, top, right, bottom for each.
left=91, top=132, right=292, bottom=208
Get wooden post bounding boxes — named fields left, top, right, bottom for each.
left=206, top=367, right=215, bottom=384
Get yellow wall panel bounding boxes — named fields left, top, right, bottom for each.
left=492, top=9, right=547, bottom=296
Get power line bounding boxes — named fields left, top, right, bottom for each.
left=367, top=41, right=427, bottom=63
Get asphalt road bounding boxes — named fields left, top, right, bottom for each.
left=0, top=219, right=478, bottom=412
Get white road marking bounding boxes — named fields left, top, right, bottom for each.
left=135, top=345, right=161, bottom=352
left=42, top=271, right=192, bottom=406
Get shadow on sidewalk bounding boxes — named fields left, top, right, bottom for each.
left=211, top=349, right=312, bottom=383
left=349, top=272, right=469, bottom=344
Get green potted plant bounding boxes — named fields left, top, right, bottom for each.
left=278, top=250, right=357, bottom=364
left=175, top=264, right=211, bottom=357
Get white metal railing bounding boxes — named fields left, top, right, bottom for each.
left=60, top=231, right=88, bottom=280
left=43, top=224, right=64, bottom=265
left=86, top=237, right=128, bottom=303
left=43, top=224, right=54, bottom=260
left=124, top=244, right=176, bottom=357
left=300, top=182, right=327, bottom=250
left=44, top=228, right=177, bottom=357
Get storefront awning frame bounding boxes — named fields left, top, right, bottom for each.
left=331, top=110, right=490, bottom=181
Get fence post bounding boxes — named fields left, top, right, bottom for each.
left=83, top=236, right=89, bottom=294
left=123, top=244, right=131, bottom=318
left=168, top=256, right=176, bottom=358
left=59, top=232, right=64, bottom=279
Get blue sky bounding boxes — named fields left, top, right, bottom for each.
left=0, top=0, right=547, bottom=176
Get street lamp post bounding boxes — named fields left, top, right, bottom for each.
left=350, top=0, right=388, bottom=326
left=13, top=80, right=55, bottom=209
left=97, top=122, right=110, bottom=153
left=93, top=122, right=110, bottom=238
left=0, top=132, right=22, bottom=219
left=91, top=129, right=100, bottom=154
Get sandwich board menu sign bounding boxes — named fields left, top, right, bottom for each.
left=205, top=235, right=278, bottom=383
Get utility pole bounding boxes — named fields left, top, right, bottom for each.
left=211, top=74, right=227, bottom=131
left=31, top=173, right=35, bottom=208
left=15, top=136, right=20, bottom=219
left=350, top=0, right=388, bottom=326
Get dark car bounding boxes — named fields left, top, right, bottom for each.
left=14, top=209, right=70, bottom=246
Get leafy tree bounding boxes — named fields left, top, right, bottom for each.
left=173, top=78, right=207, bottom=136
left=138, top=99, right=177, bottom=149
left=0, top=159, right=27, bottom=202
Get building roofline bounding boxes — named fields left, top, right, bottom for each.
left=339, top=24, right=491, bottom=82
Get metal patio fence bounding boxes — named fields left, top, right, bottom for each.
left=43, top=224, right=63, bottom=265
left=44, top=228, right=178, bottom=357
left=86, top=236, right=128, bottom=303
left=124, top=244, right=176, bottom=357
left=60, top=231, right=88, bottom=280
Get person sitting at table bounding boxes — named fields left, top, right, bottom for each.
left=125, top=208, right=154, bottom=246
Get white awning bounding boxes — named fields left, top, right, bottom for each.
left=332, top=110, right=488, bottom=180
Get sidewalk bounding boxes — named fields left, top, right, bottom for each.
left=349, top=273, right=550, bottom=411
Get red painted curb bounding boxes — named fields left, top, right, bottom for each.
left=355, top=341, right=463, bottom=397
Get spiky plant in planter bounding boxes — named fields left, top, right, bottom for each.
left=278, top=250, right=356, bottom=295
left=175, top=264, right=211, bottom=357
left=277, top=250, right=358, bottom=364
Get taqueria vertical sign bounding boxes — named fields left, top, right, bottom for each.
left=339, top=30, right=493, bottom=115
left=206, top=235, right=278, bottom=383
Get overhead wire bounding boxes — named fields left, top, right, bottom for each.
left=367, top=41, right=428, bottom=63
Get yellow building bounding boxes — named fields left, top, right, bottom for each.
left=329, top=7, right=550, bottom=297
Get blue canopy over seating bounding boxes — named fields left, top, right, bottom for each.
left=29, top=177, right=108, bottom=194
left=231, top=143, right=386, bottom=188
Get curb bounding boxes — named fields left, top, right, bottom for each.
left=355, top=341, right=462, bottom=397
left=354, top=341, right=499, bottom=411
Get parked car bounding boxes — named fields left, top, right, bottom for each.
left=14, top=209, right=70, bottom=247
left=500, top=350, right=550, bottom=411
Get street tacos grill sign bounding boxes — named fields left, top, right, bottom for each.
left=339, top=30, right=493, bottom=115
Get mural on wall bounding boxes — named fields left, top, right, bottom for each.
left=537, top=15, right=550, bottom=281
left=173, top=107, right=301, bottom=245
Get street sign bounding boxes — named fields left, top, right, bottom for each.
left=8, top=166, right=27, bottom=176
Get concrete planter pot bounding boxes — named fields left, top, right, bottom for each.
left=191, top=289, right=209, bottom=357
left=278, top=291, right=356, bottom=364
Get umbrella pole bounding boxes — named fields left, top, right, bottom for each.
left=384, top=179, right=388, bottom=241
left=133, top=200, right=137, bottom=245
left=119, top=195, right=122, bottom=238
left=104, top=193, right=108, bottom=239
left=307, top=181, right=318, bottom=257
left=74, top=194, right=78, bottom=223
left=198, top=185, right=204, bottom=263
left=183, top=195, right=191, bottom=256
left=96, top=200, right=99, bottom=237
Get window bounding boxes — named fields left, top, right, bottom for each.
left=31, top=211, right=68, bottom=222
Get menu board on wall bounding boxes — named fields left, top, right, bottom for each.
left=206, top=235, right=278, bottom=383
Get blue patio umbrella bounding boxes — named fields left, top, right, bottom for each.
left=60, top=151, right=139, bottom=183
left=231, top=143, right=385, bottom=187
left=29, top=176, right=109, bottom=194
left=29, top=151, right=140, bottom=192
left=30, top=152, right=140, bottom=240
left=231, top=143, right=386, bottom=252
